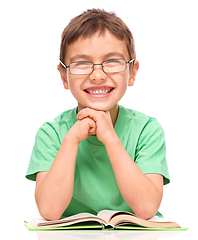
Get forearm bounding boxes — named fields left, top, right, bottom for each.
left=35, top=132, right=79, bottom=220
left=104, top=133, right=162, bottom=219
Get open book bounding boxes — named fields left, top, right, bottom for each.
left=24, top=210, right=184, bottom=231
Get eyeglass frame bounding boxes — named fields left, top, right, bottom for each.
left=59, top=58, right=135, bottom=75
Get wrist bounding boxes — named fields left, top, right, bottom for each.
left=102, top=129, right=119, bottom=147
left=65, top=130, right=81, bottom=145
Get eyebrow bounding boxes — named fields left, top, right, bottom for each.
left=70, top=52, right=125, bottom=62
left=104, top=52, right=125, bottom=59
left=70, top=54, right=90, bottom=62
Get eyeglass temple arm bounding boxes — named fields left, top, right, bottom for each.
left=59, top=60, right=69, bottom=68
left=127, top=59, right=135, bottom=64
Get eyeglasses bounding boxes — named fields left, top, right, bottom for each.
left=59, top=58, right=135, bottom=75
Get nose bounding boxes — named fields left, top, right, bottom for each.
left=89, top=64, right=107, bottom=82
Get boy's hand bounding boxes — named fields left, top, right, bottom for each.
left=77, top=108, right=116, bottom=145
left=69, top=116, right=96, bottom=143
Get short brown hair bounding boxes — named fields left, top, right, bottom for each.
left=59, top=9, right=136, bottom=65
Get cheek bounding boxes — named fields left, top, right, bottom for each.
left=66, top=75, right=77, bottom=96
left=67, top=74, right=82, bottom=89
left=115, top=72, right=129, bottom=90
left=67, top=75, right=86, bottom=98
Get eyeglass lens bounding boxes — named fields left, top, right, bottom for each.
left=69, top=59, right=127, bottom=75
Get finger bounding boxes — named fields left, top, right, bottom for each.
left=88, top=127, right=96, bottom=135
left=77, top=108, right=100, bottom=122
left=80, top=116, right=96, bottom=130
left=86, top=118, right=97, bottom=135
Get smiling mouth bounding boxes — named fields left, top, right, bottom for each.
left=84, top=86, right=114, bottom=95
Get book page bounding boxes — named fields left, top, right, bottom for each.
left=31, top=212, right=97, bottom=227
left=31, top=218, right=47, bottom=227
left=61, top=212, right=97, bottom=222
left=148, top=216, right=171, bottom=223
left=97, top=210, right=120, bottom=224
left=97, top=210, right=172, bottom=225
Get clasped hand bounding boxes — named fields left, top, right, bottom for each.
left=70, top=108, right=115, bottom=145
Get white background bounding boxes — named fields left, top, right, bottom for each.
left=1, top=0, right=197, bottom=235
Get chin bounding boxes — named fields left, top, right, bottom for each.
left=88, top=106, right=108, bottom=111
left=78, top=103, right=107, bottom=112
left=86, top=103, right=117, bottom=113
left=78, top=100, right=118, bottom=112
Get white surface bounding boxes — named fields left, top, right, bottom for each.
left=1, top=0, right=197, bottom=239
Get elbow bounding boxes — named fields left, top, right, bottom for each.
left=39, top=209, right=62, bottom=221
left=131, top=197, right=162, bottom=220
left=135, top=210, right=156, bottom=220
left=36, top=203, right=65, bottom=221
left=133, top=205, right=159, bottom=220
left=35, top=195, right=65, bottom=221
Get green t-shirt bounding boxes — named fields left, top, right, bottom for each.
left=26, top=105, right=170, bottom=218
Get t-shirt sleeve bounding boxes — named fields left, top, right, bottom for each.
left=134, top=119, right=170, bottom=185
left=26, top=123, right=61, bottom=181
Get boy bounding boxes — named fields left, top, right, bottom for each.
left=26, top=9, right=170, bottom=221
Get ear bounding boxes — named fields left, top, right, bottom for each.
left=128, top=60, right=139, bottom=86
left=57, top=64, right=70, bottom=90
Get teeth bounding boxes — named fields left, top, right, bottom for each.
left=88, top=89, right=111, bottom=95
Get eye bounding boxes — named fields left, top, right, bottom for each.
left=71, top=61, right=92, bottom=69
left=104, top=59, right=124, bottom=67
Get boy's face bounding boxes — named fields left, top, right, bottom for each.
left=59, top=30, right=138, bottom=112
